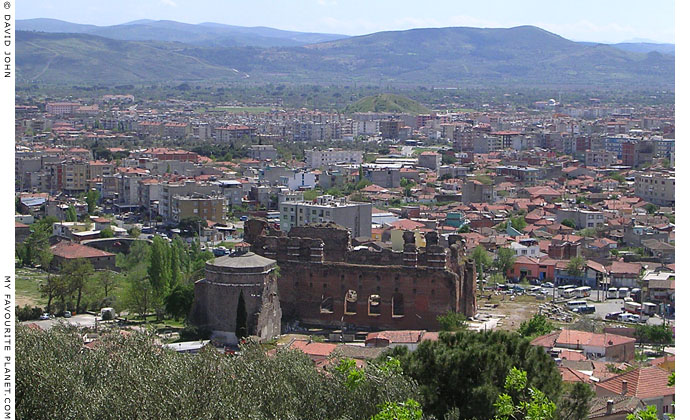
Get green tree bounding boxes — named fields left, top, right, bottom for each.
left=436, top=311, right=467, bottom=332
left=122, top=265, right=154, bottom=319
left=383, top=330, right=562, bottom=419
left=634, top=324, right=674, bottom=347
left=517, top=314, right=554, bottom=340
left=17, top=221, right=53, bottom=267
left=148, top=236, right=172, bottom=295
left=627, top=405, right=657, bottom=420
left=60, top=259, right=95, bottom=313
left=16, top=325, right=418, bottom=420
left=303, top=189, right=319, bottom=201
left=557, top=382, right=594, bottom=420
left=100, top=227, right=115, bottom=238
left=495, top=248, right=516, bottom=277
left=561, top=219, right=576, bottom=229
left=372, top=399, right=423, bottom=420
left=355, top=178, right=372, bottom=190
left=509, top=216, right=527, bottom=232
left=164, top=283, right=194, bottom=321
left=493, top=367, right=556, bottom=420
left=95, top=270, right=119, bottom=300
left=644, top=203, right=658, bottom=215
left=471, top=245, right=493, bottom=291
left=39, top=273, right=68, bottom=314
left=610, top=172, right=626, bottom=183
left=566, top=257, right=586, bottom=279
left=85, top=189, right=100, bottom=215
left=65, top=205, right=78, bottom=222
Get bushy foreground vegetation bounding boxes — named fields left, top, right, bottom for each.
left=17, top=324, right=418, bottom=420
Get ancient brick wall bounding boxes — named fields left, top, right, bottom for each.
left=244, top=219, right=477, bottom=331
left=277, top=261, right=461, bottom=330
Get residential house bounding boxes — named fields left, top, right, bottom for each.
left=595, top=367, right=674, bottom=419
left=608, top=261, right=643, bottom=288
left=531, top=329, right=636, bottom=363
left=49, top=241, right=116, bottom=271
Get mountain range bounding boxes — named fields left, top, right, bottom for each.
left=17, top=18, right=348, bottom=47
left=16, top=19, right=675, bottom=88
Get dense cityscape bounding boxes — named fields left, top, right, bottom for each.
left=13, top=9, right=676, bottom=420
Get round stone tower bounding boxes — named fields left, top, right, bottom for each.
left=189, top=251, right=281, bottom=345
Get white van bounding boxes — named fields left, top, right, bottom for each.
left=567, top=300, right=588, bottom=311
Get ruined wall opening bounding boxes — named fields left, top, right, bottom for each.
left=368, top=294, right=381, bottom=316
left=320, top=295, right=334, bottom=313
left=344, top=289, right=357, bottom=315
left=236, top=291, right=248, bottom=340
left=392, top=292, right=404, bottom=317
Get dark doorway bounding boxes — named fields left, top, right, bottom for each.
left=236, top=292, right=248, bottom=339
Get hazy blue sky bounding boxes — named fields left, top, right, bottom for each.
left=18, top=0, right=675, bottom=44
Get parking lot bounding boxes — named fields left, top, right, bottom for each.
left=518, top=286, right=671, bottom=326
left=23, top=314, right=103, bottom=330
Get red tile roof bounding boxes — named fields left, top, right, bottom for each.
left=609, top=261, right=642, bottom=275
left=289, top=340, right=337, bottom=358
left=559, top=366, right=591, bottom=383
left=365, top=330, right=425, bottom=344
left=50, top=242, right=114, bottom=259
left=596, top=366, right=674, bottom=399
left=388, top=219, right=426, bottom=230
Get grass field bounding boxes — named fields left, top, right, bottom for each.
left=15, top=267, right=48, bottom=308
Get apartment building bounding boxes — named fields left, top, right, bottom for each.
left=379, top=119, right=404, bottom=140
left=159, top=181, right=223, bottom=223
left=280, top=195, right=372, bottom=238
left=462, top=180, right=496, bottom=204
left=46, top=102, right=81, bottom=115
left=555, top=208, right=605, bottom=229
left=171, top=194, right=227, bottom=224
left=634, top=172, right=675, bottom=206
left=215, top=124, right=256, bottom=141
left=418, top=152, right=441, bottom=171
left=249, top=145, right=278, bottom=161
left=305, top=148, right=363, bottom=169
left=60, top=160, right=89, bottom=194
left=585, top=150, right=617, bottom=168
left=88, top=161, right=115, bottom=180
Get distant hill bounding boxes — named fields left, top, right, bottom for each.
left=16, top=25, right=674, bottom=88
left=17, top=18, right=349, bottom=47
left=611, top=42, right=674, bottom=55
left=16, top=31, right=245, bottom=84
left=344, top=94, right=430, bottom=114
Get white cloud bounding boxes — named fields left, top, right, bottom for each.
left=159, top=0, right=177, bottom=7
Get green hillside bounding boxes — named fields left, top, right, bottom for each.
left=344, top=94, right=430, bottom=114
left=17, top=25, right=675, bottom=88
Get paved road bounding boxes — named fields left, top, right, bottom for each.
left=23, top=314, right=103, bottom=330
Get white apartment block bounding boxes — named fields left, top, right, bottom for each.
left=279, top=195, right=372, bottom=238
left=305, top=149, right=363, bottom=169
left=634, top=172, right=675, bottom=206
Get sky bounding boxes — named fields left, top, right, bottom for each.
left=18, top=0, right=675, bottom=44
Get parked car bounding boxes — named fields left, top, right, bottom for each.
left=574, top=306, right=595, bottom=314
left=39, top=313, right=50, bottom=320
left=606, top=311, right=623, bottom=320
left=542, top=282, right=554, bottom=288
left=63, top=311, right=72, bottom=318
